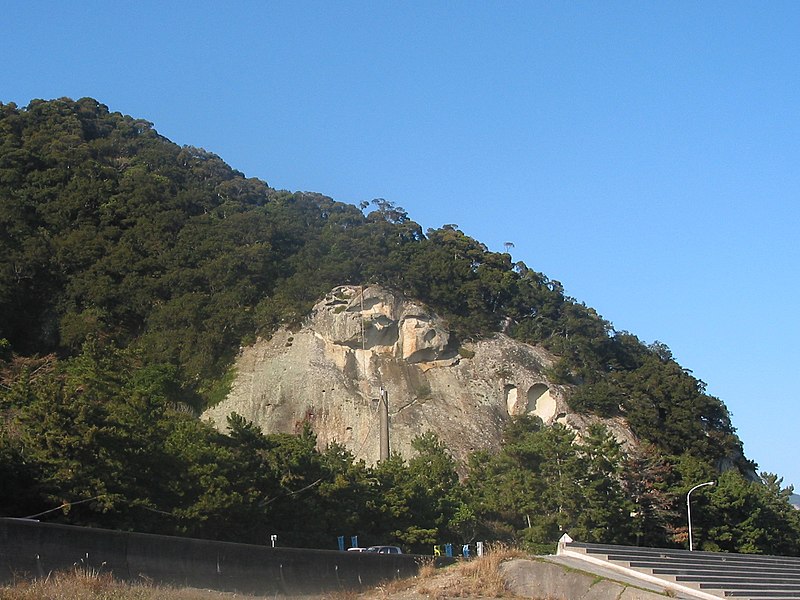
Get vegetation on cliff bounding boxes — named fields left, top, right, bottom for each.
left=1, top=98, right=798, bottom=554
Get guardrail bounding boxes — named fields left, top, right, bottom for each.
left=0, top=518, right=449, bottom=595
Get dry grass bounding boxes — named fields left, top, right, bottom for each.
left=0, top=569, right=251, bottom=600
left=1, top=546, right=529, bottom=600
left=317, top=591, right=364, bottom=600
left=0, top=569, right=149, bottom=600
left=355, top=544, right=528, bottom=600
left=454, top=544, right=527, bottom=597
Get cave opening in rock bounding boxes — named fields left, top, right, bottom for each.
left=504, top=384, right=518, bottom=415
left=526, top=383, right=555, bottom=422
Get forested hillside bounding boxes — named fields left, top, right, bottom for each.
left=2, top=98, right=798, bottom=555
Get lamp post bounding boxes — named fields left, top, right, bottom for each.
left=379, top=387, right=389, bottom=462
left=687, top=481, right=714, bottom=551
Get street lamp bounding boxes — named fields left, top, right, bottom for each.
left=686, top=481, right=714, bottom=551
left=371, top=387, right=390, bottom=462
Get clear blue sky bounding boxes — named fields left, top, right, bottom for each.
left=3, top=1, right=798, bottom=488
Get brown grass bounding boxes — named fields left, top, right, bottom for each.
left=317, top=591, right=363, bottom=600
left=1, top=545, right=529, bottom=600
left=456, top=544, right=527, bottom=596
left=0, top=569, right=148, bottom=600
left=365, top=544, right=528, bottom=599
left=0, top=569, right=250, bottom=600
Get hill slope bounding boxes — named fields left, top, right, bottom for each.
left=0, top=97, right=743, bottom=462
left=3, top=97, right=798, bottom=554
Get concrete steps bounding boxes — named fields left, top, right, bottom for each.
left=559, top=541, right=800, bottom=600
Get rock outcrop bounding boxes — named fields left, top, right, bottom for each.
left=202, top=285, right=637, bottom=466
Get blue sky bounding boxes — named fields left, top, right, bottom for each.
left=3, top=1, right=798, bottom=488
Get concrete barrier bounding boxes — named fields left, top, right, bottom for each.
left=561, top=540, right=800, bottom=600
left=500, top=559, right=671, bottom=600
left=0, top=518, right=444, bottom=595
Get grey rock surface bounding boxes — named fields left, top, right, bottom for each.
left=203, top=285, right=637, bottom=465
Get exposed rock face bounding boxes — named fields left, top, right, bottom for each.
left=203, top=285, right=637, bottom=466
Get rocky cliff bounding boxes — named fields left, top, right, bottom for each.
left=203, top=285, right=637, bottom=465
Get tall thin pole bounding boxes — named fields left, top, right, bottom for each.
left=379, top=387, right=389, bottom=461
left=687, top=481, right=715, bottom=551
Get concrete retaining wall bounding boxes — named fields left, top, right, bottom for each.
left=0, top=518, right=438, bottom=595
left=501, top=559, right=672, bottom=600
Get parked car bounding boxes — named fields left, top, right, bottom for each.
left=365, top=545, right=402, bottom=554
left=347, top=547, right=367, bottom=552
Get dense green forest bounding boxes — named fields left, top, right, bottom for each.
left=2, top=97, right=798, bottom=555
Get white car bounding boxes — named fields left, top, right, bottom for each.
left=366, top=545, right=402, bottom=554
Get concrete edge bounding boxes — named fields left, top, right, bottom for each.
left=501, top=557, right=670, bottom=600
left=556, top=548, right=725, bottom=600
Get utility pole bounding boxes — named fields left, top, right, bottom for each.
left=379, top=387, right=389, bottom=462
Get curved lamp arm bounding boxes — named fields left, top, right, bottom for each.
left=687, top=481, right=715, bottom=551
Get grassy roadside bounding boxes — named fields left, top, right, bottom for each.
left=0, top=545, right=529, bottom=600
left=336, top=544, right=529, bottom=600
left=0, top=570, right=251, bottom=600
